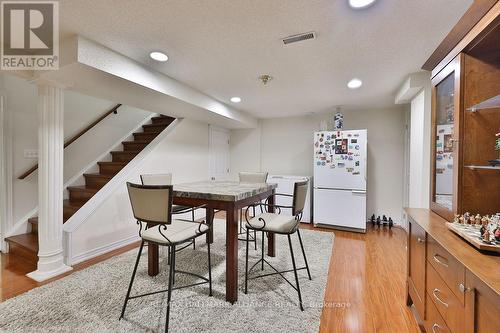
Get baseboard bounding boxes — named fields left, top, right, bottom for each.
left=314, top=223, right=366, bottom=233
left=69, top=234, right=140, bottom=266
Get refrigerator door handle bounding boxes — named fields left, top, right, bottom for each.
left=315, top=187, right=353, bottom=191
left=351, top=190, right=366, bottom=195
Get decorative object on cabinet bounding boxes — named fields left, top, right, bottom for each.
left=446, top=213, right=500, bottom=253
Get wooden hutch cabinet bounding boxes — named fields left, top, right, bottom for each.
left=407, top=2, right=500, bottom=333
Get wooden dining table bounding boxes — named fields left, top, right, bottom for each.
left=147, top=181, right=278, bottom=303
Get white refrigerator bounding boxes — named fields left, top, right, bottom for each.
left=313, top=129, right=367, bottom=232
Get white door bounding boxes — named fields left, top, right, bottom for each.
left=313, top=188, right=366, bottom=231
left=209, top=126, right=230, bottom=181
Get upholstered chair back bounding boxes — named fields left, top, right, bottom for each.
left=140, top=173, right=173, bottom=185
left=127, top=183, right=173, bottom=224
left=239, top=172, right=268, bottom=183
left=292, top=181, right=309, bottom=216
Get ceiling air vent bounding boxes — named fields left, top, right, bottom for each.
left=282, top=32, right=315, bottom=45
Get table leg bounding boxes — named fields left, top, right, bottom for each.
left=226, top=205, right=238, bottom=303
left=206, top=207, right=214, bottom=244
left=267, top=193, right=276, bottom=257
left=148, top=243, right=159, bottom=276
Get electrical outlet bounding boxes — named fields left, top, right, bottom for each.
left=24, top=149, right=38, bottom=158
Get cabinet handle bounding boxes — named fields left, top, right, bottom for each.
left=417, top=237, right=425, bottom=244
left=459, top=283, right=470, bottom=293
left=432, top=289, right=449, bottom=308
left=433, top=254, right=449, bottom=267
left=432, top=323, right=442, bottom=333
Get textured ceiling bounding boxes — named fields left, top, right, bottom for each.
left=59, top=0, right=472, bottom=118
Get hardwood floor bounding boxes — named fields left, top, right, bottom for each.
left=0, top=221, right=420, bottom=333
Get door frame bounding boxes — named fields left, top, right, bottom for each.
left=208, top=125, right=230, bottom=181
left=0, top=90, right=13, bottom=252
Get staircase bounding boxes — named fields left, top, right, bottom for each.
left=5, top=115, right=175, bottom=263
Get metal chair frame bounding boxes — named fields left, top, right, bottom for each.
left=120, top=183, right=212, bottom=332
left=243, top=188, right=312, bottom=311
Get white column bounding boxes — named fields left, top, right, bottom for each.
left=27, top=84, right=72, bottom=282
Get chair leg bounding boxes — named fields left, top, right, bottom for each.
left=254, top=230, right=257, bottom=251
left=120, top=240, right=145, bottom=320
left=239, top=209, right=243, bottom=234
left=288, top=235, right=304, bottom=311
left=165, top=245, right=176, bottom=333
left=171, top=245, right=176, bottom=286
left=261, top=231, right=265, bottom=271
left=244, top=228, right=250, bottom=294
left=297, top=229, right=312, bottom=280
left=167, top=246, right=171, bottom=265
left=193, top=238, right=196, bottom=250
left=207, top=236, right=213, bottom=296
left=191, top=208, right=195, bottom=221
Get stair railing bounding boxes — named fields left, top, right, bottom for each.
left=18, top=103, right=122, bottom=180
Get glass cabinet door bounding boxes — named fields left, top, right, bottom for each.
left=433, top=73, right=455, bottom=212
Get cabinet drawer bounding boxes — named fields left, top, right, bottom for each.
left=408, top=220, right=426, bottom=316
left=425, top=292, right=451, bottom=333
left=427, top=236, right=465, bottom=304
left=427, top=262, right=465, bottom=333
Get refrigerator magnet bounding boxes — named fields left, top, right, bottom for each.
left=354, top=133, right=359, bottom=137
left=355, top=145, right=360, bottom=150
left=351, top=139, right=357, bottom=143
left=353, top=171, right=360, bottom=175
left=348, top=156, right=353, bottom=161
left=322, top=161, right=326, bottom=166
left=338, top=162, right=345, bottom=168
left=347, top=167, right=354, bottom=172
left=316, top=161, right=321, bottom=166
left=355, top=161, right=360, bottom=166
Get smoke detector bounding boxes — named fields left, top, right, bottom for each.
left=282, top=31, right=316, bottom=45
left=259, top=74, right=273, bottom=85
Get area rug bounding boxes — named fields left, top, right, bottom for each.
left=0, top=220, right=334, bottom=333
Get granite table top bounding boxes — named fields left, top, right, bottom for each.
left=173, top=181, right=277, bottom=202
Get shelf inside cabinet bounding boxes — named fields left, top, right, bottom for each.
left=466, top=94, right=500, bottom=112
left=465, top=165, right=500, bottom=170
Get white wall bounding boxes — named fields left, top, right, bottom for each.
left=1, top=74, right=151, bottom=231
left=408, top=90, right=429, bottom=208
left=68, top=119, right=209, bottom=263
left=230, top=107, right=406, bottom=223
left=409, top=90, right=431, bottom=208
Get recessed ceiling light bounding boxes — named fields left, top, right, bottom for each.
left=230, top=97, right=242, bottom=103
left=348, top=0, right=376, bottom=9
left=347, top=78, right=363, bottom=89
left=149, top=51, right=169, bottom=62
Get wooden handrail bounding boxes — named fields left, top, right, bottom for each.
left=18, top=103, right=122, bottom=180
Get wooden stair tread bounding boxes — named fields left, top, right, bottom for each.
left=83, top=173, right=113, bottom=179
left=64, top=199, right=83, bottom=209
left=123, top=140, right=151, bottom=144
left=5, top=233, right=39, bottom=252
left=67, top=186, right=99, bottom=193
left=97, top=161, right=127, bottom=166
left=143, top=124, right=168, bottom=130
left=110, top=150, right=141, bottom=155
